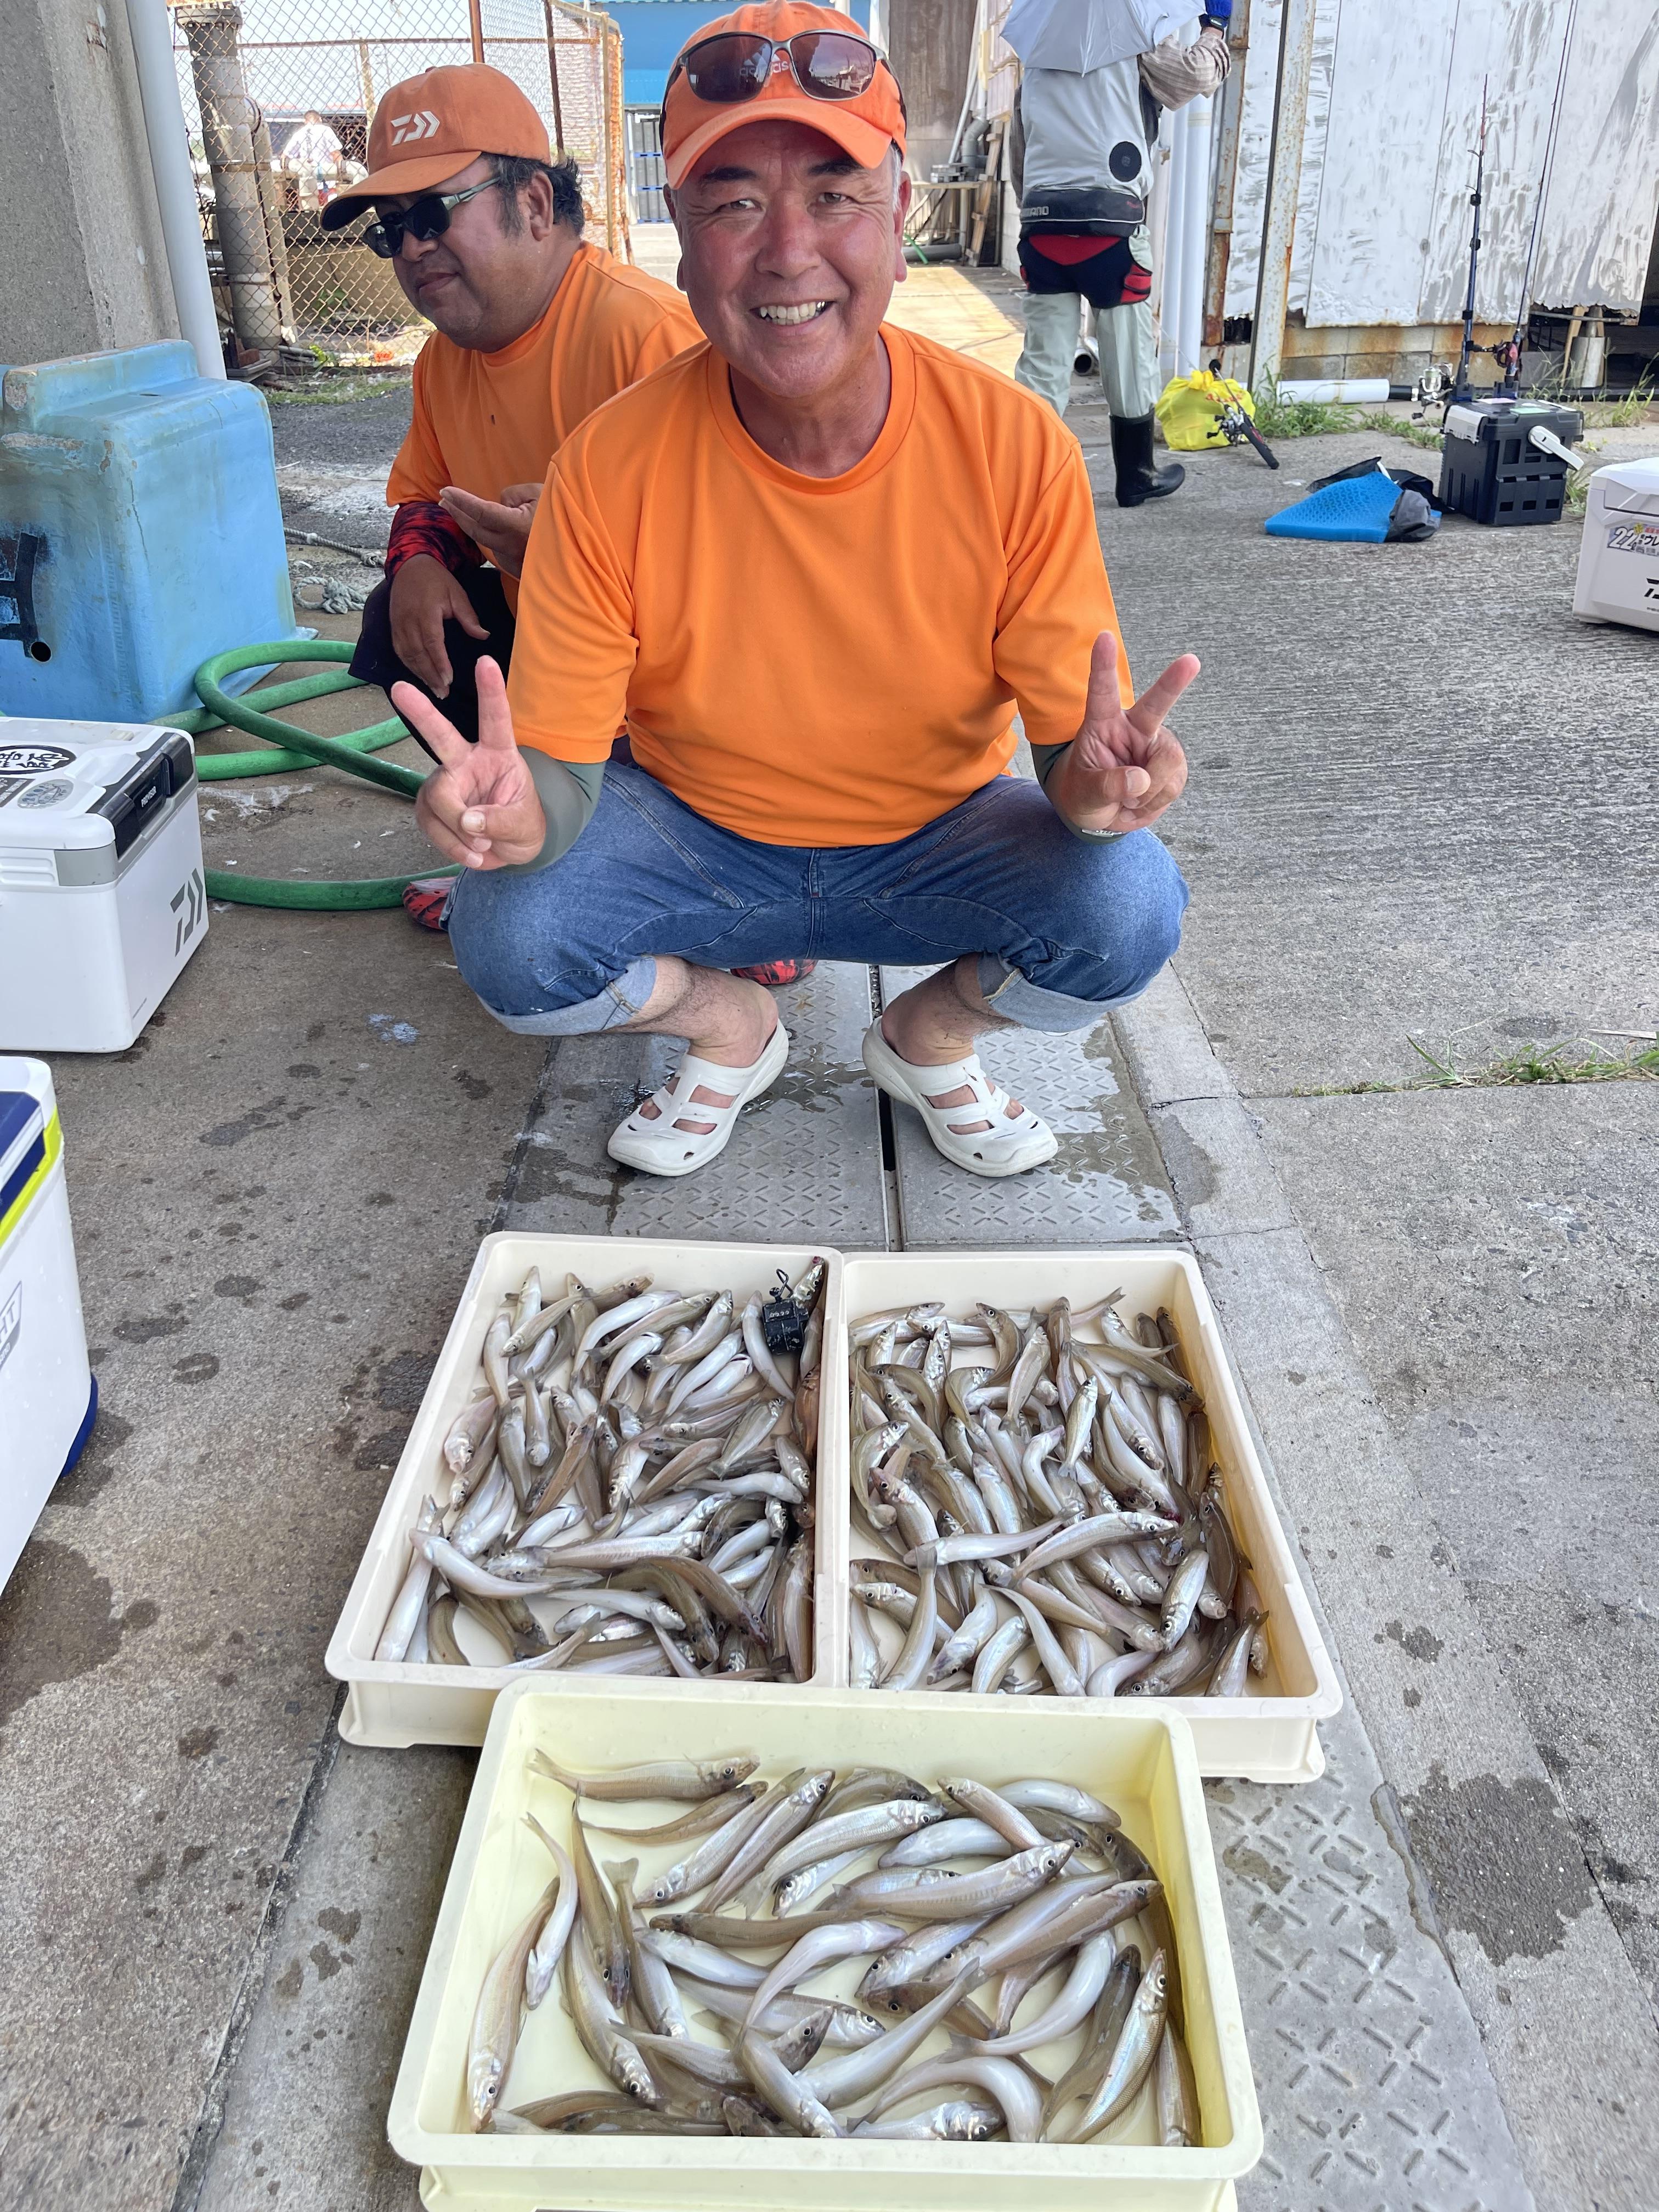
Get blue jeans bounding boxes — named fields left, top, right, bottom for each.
left=449, top=762, right=1188, bottom=1037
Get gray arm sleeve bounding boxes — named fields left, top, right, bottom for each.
left=1030, top=740, right=1124, bottom=842
left=496, top=751, right=606, bottom=876
left=1137, top=27, right=1231, bottom=108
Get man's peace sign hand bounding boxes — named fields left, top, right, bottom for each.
left=1048, top=631, right=1198, bottom=836
left=398, top=658, right=546, bottom=871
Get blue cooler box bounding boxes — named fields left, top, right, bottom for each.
left=0, top=342, right=303, bottom=721
left=0, top=1058, right=95, bottom=1590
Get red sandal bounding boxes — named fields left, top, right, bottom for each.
left=731, top=958, right=816, bottom=986
left=402, top=876, right=454, bottom=933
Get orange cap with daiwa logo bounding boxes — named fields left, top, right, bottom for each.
left=661, top=1, right=905, bottom=190
left=320, top=64, right=551, bottom=228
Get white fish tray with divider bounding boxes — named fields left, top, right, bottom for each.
left=828, top=1251, right=1340, bottom=1784
left=327, top=1234, right=845, bottom=1747
left=390, top=1679, right=1262, bottom=2211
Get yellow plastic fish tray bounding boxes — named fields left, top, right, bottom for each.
left=327, top=1234, right=846, bottom=1748
left=830, top=1250, right=1341, bottom=1784
left=391, top=1680, right=1262, bottom=2211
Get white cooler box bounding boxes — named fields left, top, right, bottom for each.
left=0, top=719, right=207, bottom=1052
left=1573, top=454, right=1659, bottom=634
left=0, top=1058, right=95, bottom=1592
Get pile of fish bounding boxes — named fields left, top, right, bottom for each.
left=467, top=1751, right=1199, bottom=2146
left=847, top=1291, right=1269, bottom=1697
left=373, top=1262, right=826, bottom=1680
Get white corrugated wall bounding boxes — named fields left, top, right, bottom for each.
left=1222, top=0, right=1659, bottom=329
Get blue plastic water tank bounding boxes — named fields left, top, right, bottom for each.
left=0, top=342, right=303, bottom=721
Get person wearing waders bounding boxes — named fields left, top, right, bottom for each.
left=1007, top=1, right=1231, bottom=505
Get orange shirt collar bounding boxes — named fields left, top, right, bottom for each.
left=704, top=324, right=916, bottom=493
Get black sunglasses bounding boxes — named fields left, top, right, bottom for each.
left=361, top=175, right=503, bottom=259
left=666, top=29, right=885, bottom=111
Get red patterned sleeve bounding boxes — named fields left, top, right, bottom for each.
left=386, top=500, right=483, bottom=580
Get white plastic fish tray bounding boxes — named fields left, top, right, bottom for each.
left=391, top=1679, right=1262, bottom=2211
left=828, top=1250, right=1340, bottom=1785
left=326, top=1234, right=845, bottom=1748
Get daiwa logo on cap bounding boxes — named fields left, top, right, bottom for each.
left=390, top=109, right=442, bottom=143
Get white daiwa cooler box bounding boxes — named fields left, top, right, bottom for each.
left=0, top=1058, right=95, bottom=1592
left=0, top=719, right=206, bottom=1052
left=1573, top=455, right=1659, bottom=633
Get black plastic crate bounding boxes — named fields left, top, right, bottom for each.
left=1438, top=397, right=1583, bottom=527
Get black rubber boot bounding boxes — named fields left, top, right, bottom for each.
left=1111, top=413, right=1185, bottom=507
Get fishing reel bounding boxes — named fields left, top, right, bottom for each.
left=1450, top=334, right=1525, bottom=406
left=1206, top=361, right=1279, bottom=472
left=761, top=1268, right=808, bottom=1356
left=1412, top=362, right=1453, bottom=419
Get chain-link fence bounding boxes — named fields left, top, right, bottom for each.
left=171, top=0, right=629, bottom=365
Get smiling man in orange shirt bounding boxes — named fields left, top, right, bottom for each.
left=394, top=3, right=1198, bottom=1182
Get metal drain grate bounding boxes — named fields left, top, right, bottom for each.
left=1213, top=1691, right=1533, bottom=2211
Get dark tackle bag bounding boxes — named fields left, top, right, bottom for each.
left=1019, top=182, right=1145, bottom=238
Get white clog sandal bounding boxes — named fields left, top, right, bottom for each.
left=607, top=1022, right=789, bottom=1178
left=861, top=1023, right=1058, bottom=1178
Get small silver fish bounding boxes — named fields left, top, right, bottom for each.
left=466, top=1876, right=557, bottom=2128
left=443, top=1393, right=495, bottom=1476
left=482, top=1310, right=514, bottom=1409
left=529, top=1751, right=759, bottom=1802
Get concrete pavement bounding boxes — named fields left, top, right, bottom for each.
left=1255, top=1081, right=1659, bottom=2011
left=270, top=379, right=408, bottom=554
left=1116, top=969, right=1659, bottom=2212
left=1083, top=393, right=1659, bottom=1095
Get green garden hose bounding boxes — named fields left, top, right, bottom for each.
left=183, top=642, right=458, bottom=911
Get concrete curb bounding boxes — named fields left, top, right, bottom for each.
left=1112, top=965, right=1659, bottom=2212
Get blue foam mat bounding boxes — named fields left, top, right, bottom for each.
left=1266, top=470, right=1401, bottom=543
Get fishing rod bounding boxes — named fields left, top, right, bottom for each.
left=1449, top=80, right=1489, bottom=403
left=1447, top=5, right=1579, bottom=408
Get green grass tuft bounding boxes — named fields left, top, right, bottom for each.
left=1530, top=359, right=1656, bottom=428
left=1245, top=390, right=1446, bottom=448
left=267, top=370, right=412, bottom=406
left=1353, top=410, right=1444, bottom=451
left=1296, top=1035, right=1659, bottom=1098
left=1581, top=371, right=1656, bottom=428
left=1247, top=388, right=1359, bottom=440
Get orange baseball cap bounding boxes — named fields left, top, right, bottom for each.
left=662, top=1, right=905, bottom=191
left=320, top=64, right=551, bottom=229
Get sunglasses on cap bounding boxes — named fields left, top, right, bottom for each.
left=665, top=28, right=896, bottom=112
left=361, top=174, right=504, bottom=258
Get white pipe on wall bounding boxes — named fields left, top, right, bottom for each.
left=126, top=0, right=225, bottom=380
left=1176, top=91, right=1212, bottom=376
left=1147, top=105, right=1173, bottom=337
left=1158, top=101, right=1189, bottom=384
left=1277, top=377, right=1390, bottom=403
